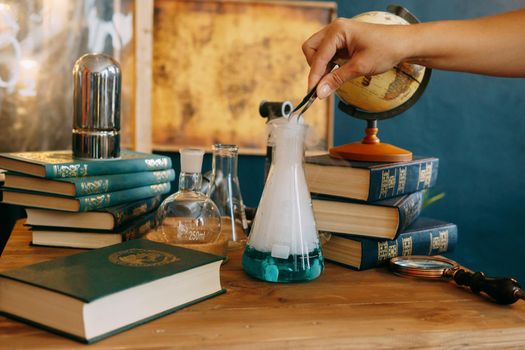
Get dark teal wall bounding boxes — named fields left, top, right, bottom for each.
left=161, top=0, right=525, bottom=284
left=332, top=0, right=525, bottom=282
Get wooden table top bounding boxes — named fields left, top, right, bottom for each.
left=1, top=220, right=525, bottom=349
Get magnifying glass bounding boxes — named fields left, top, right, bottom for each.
left=390, top=256, right=525, bottom=305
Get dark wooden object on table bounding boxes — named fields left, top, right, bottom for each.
left=1, top=220, right=525, bottom=349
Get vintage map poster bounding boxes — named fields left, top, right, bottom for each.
left=152, top=0, right=335, bottom=154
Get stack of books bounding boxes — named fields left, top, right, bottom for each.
left=305, top=154, right=458, bottom=270
left=0, top=150, right=174, bottom=249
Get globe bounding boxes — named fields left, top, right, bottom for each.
left=335, top=10, right=428, bottom=115
left=329, top=6, right=430, bottom=162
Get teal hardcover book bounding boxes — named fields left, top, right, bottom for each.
left=0, top=150, right=172, bottom=178
left=322, top=217, right=458, bottom=270
left=1, top=182, right=171, bottom=212
left=0, top=239, right=225, bottom=343
left=25, top=196, right=162, bottom=230
left=305, top=154, right=438, bottom=201
left=31, top=211, right=158, bottom=249
left=4, top=169, right=175, bottom=196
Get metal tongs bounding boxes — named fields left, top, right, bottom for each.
left=289, top=65, right=337, bottom=122
left=288, top=85, right=318, bottom=122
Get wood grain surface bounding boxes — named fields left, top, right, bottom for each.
left=1, top=220, right=525, bottom=349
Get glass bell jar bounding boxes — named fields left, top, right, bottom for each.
left=242, top=121, right=324, bottom=283
left=147, top=148, right=222, bottom=250
left=206, top=144, right=248, bottom=250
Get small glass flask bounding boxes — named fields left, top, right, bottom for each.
left=207, top=144, right=248, bottom=250
left=242, top=121, right=324, bottom=282
left=149, top=148, right=221, bottom=247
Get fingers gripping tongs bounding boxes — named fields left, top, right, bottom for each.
left=289, top=86, right=318, bottom=122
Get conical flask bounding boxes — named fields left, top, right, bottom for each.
left=207, top=144, right=248, bottom=250
left=242, top=122, right=324, bottom=282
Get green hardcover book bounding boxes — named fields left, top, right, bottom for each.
left=1, top=182, right=171, bottom=212
left=4, top=169, right=175, bottom=197
left=0, top=150, right=172, bottom=178
left=25, top=196, right=162, bottom=230
left=31, top=211, right=158, bottom=249
left=0, top=239, right=225, bottom=343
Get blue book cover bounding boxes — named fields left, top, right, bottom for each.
left=2, top=183, right=171, bottom=212
left=305, top=154, right=438, bottom=201
left=0, top=150, right=172, bottom=178
left=25, top=196, right=163, bottom=231
left=30, top=211, right=159, bottom=249
left=4, top=169, right=175, bottom=197
left=312, top=191, right=423, bottom=239
left=322, top=217, right=458, bottom=270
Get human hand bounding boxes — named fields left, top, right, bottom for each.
left=302, top=18, right=410, bottom=99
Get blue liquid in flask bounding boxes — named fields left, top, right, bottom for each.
left=242, top=246, right=323, bottom=283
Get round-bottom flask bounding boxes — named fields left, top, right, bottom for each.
left=147, top=149, right=222, bottom=250
left=242, top=122, right=324, bottom=282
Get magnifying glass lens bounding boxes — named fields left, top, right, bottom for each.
left=390, top=256, right=459, bottom=279
left=394, top=258, right=454, bottom=269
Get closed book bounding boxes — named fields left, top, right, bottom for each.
left=0, top=239, right=225, bottom=343
left=322, top=217, right=458, bottom=270
left=0, top=150, right=172, bottom=178
left=31, top=212, right=157, bottom=249
left=25, top=196, right=162, bottom=230
left=312, top=191, right=423, bottom=240
left=4, top=169, right=175, bottom=197
left=305, top=154, right=438, bottom=201
left=1, top=183, right=171, bottom=212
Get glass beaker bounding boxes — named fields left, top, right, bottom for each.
left=207, top=144, right=248, bottom=250
left=242, top=122, right=324, bottom=282
left=147, top=149, right=223, bottom=251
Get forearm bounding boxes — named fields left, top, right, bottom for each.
left=404, top=8, right=525, bottom=77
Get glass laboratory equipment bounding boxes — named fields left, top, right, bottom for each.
left=242, top=121, right=324, bottom=282
left=207, top=144, right=248, bottom=250
left=258, top=100, right=293, bottom=181
left=148, top=148, right=222, bottom=247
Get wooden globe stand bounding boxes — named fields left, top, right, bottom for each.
left=329, top=120, right=412, bottom=162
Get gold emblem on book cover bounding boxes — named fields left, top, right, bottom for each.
left=430, top=230, right=449, bottom=253
left=151, top=183, right=169, bottom=192
left=52, top=164, right=89, bottom=177
left=397, top=167, right=407, bottom=194
left=401, top=237, right=413, bottom=256
left=417, top=162, right=433, bottom=189
left=109, top=248, right=179, bottom=267
left=132, top=204, right=148, bottom=216
left=377, top=241, right=398, bottom=263
left=83, top=194, right=111, bottom=210
left=145, top=158, right=169, bottom=169
left=380, top=170, right=396, bottom=198
left=80, top=179, right=110, bottom=195
left=153, top=170, right=172, bottom=182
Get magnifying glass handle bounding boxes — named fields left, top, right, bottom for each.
left=452, top=269, right=524, bottom=305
